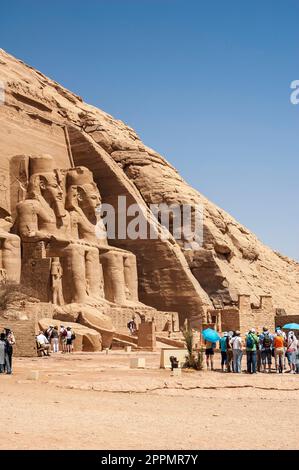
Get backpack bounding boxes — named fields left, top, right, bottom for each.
left=246, top=334, right=254, bottom=349
left=263, top=333, right=271, bottom=349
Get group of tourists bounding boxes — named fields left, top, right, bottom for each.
left=205, top=326, right=299, bottom=374
left=0, top=328, right=15, bottom=375
left=36, top=325, right=76, bottom=355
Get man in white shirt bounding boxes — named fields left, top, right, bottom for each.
left=36, top=332, right=50, bottom=356
left=231, top=331, right=243, bottom=373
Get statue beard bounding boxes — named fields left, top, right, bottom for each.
left=53, top=198, right=67, bottom=220
left=40, top=191, right=66, bottom=220
left=80, top=199, right=98, bottom=224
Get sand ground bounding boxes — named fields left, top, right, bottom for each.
left=0, top=350, right=298, bottom=450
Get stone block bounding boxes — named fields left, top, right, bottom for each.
left=27, top=370, right=39, bottom=380
left=160, top=348, right=188, bottom=369
left=130, top=357, right=145, bottom=369
left=171, top=368, right=182, bottom=377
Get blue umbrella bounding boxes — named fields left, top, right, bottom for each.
left=282, top=323, right=299, bottom=330
left=202, top=328, right=220, bottom=342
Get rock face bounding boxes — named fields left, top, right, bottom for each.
left=0, top=48, right=298, bottom=328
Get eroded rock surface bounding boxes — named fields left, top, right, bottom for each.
left=0, top=48, right=298, bottom=322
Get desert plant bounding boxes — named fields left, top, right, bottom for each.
left=181, top=325, right=203, bottom=370
left=196, top=347, right=204, bottom=371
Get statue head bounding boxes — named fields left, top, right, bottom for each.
left=28, top=155, right=65, bottom=218
left=66, top=167, right=101, bottom=219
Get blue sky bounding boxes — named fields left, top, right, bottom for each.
left=1, top=0, right=298, bottom=260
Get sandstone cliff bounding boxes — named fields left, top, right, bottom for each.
left=0, top=49, right=298, bottom=320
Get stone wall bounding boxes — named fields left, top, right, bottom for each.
left=218, top=308, right=240, bottom=333
left=275, top=314, right=299, bottom=328
left=214, top=295, right=276, bottom=334
left=0, top=319, right=37, bottom=357
left=106, top=306, right=179, bottom=333
left=137, top=321, right=156, bottom=351
left=238, top=295, right=275, bottom=334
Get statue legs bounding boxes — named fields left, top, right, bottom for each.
left=123, top=253, right=138, bottom=301
left=100, top=251, right=127, bottom=304
left=57, top=244, right=87, bottom=304
left=100, top=250, right=139, bottom=304
left=85, top=246, right=105, bottom=301
left=1, top=234, right=21, bottom=283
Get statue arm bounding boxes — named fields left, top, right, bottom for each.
left=16, top=202, right=51, bottom=242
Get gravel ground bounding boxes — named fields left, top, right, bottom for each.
left=0, top=351, right=298, bottom=450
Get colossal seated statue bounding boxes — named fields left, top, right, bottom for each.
left=16, top=155, right=139, bottom=309
left=16, top=154, right=92, bottom=304
left=0, top=215, right=21, bottom=284
left=66, top=166, right=139, bottom=305
left=15, top=154, right=115, bottom=346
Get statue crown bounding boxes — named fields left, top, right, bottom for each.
left=66, top=167, right=94, bottom=187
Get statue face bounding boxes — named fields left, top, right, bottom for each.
left=78, top=184, right=101, bottom=212
left=40, top=175, right=64, bottom=205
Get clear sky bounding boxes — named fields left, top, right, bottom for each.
left=1, top=0, right=298, bottom=260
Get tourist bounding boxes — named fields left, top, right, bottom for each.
left=219, top=332, right=228, bottom=372
left=286, top=331, right=298, bottom=374
left=259, top=327, right=273, bottom=373
left=127, top=317, right=137, bottom=336
left=205, top=340, right=215, bottom=371
left=245, top=328, right=259, bottom=374
left=231, top=331, right=243, bottom=373
left=256, top=331, right=262, bottom=372
left=0, top=332, right=11, bottom=374
left=226, top=331, right=234, bottom=372
left=274, top=330, right=285, bottom=373
left=4, top=328, right=15, bottom=374
left=51, top=325, right=59, bottom=353
left=59, top=325, right=67, bottom=353
left=45, top=325, right=54, bottom=342
left=66, top=327, right=75, bottom=353
left=36, top=331, right=50, bottom=356
left=296, top=342, right=299, bottom=374
left=276, top=326, right=287, bottom=369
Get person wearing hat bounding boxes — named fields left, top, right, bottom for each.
left=245, top=328, right=259, bottom=374
left=274, top=330, right=286, bottom=373
left=286, top=331, right=298, bottom=374
left=219, top=332, right=228, bottom=372
left=231, top=331, right=243, bottom=373
left=226, top=331, right=234, bottom=372
left=259, top=326, right=273, bottom=373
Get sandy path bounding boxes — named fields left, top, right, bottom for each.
left=0, top=352, right=298, bottom=450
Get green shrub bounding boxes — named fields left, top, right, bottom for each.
left=181, top=325, right=204, bottom=371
